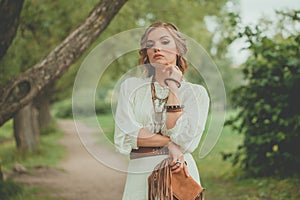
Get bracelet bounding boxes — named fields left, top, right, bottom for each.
left=166, top=108, right=183, bottom=113
left=165, top=105, right=184, bottom=112
left=165, top=105, right=184, bottom=109
left=164, top=78, right=181, bottom=88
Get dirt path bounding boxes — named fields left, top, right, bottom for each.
left=13, top=120, right=127, bottom=200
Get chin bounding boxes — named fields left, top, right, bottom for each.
left=151, top=61, right=168, bottom=66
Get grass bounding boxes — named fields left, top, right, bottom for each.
left=76, top=114, right=115, bottom=145
left=98, top=114, right=115, bottom=142
left=0, top=119, right=65, bottom=200
left=1, top=182, right=61, bottom=200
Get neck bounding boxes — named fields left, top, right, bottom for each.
left=154, top=74, right=166, bottom=86
left=154, top=67, right=169, bottom=86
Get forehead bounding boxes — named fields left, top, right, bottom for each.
left=147, top=27, right=173, bottom=41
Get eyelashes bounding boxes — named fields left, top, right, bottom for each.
left=146, top=40, right=170, bottom=48
left=145, top=43, right=154, bottom=48
left=161, top=40, right=170, bottom=45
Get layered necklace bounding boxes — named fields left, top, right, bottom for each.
left=151, top=81, right=169, bottom=133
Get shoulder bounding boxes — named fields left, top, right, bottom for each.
left=120, top=77, right=150, bottom=92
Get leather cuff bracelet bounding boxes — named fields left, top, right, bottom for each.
left=165, top=105, right=184, bottom=112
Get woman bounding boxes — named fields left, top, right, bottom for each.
left=114, top=22, right=209, bottom=200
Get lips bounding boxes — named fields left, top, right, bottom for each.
left=153, top=54, right=164, bottom=59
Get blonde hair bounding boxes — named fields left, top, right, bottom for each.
left=138, top=22, right=188, bottom=77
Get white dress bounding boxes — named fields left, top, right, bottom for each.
left=114, top=77, right=210, bottom=200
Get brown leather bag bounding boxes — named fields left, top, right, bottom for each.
left=148, top=158, right=205, bottom=200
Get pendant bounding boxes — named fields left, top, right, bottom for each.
left=154, top=99, right=166, bottom=113
left=154, top=82, right=169, bottom=100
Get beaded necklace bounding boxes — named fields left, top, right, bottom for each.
left=151, top=82, right=169, bottom=133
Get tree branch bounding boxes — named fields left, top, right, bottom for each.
left=0, top=0, right=128, bottom=126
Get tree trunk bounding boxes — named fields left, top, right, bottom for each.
left=34, top=85, right=53, bottom=130
left=0, top=0, right=128, bottom=126
left=35, top=96, right=52, bottom=130
left=0, top=164, right=3, bottom=181
left=0, top=0, right=24, bottom=60
left=13, top=103, right=39, bottom=151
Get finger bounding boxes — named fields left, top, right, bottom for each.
left=170, top=162, right=177, bottom=168
left=174, top=157, right=183, bottom=164
left=172, top=158, right=183, bottom=168
left=183, top=163, right=189, bottom=177
left=171, top=163, right=183, bottom=173
left=171, top=164, right=179, bottom=171
left=170, top=159, right=180, bottom=169
left=171, top=159, right=180, bottom=167
left=172, top=157, right=179, bottom=164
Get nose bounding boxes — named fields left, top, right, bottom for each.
left=151, top=42, right=162, bottom=52
left=153, top=45, right=161, bottom=52
left=153, top=47, right=160, bottom=52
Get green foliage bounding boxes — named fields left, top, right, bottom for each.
left=0, top=120, right=65, bottom=199
left=0, top=121, right=65, bottom=171
left=226, top=10, right=300, bottom=177
left=51, top=99, right=73, bottom=118
left=0, top=0, right=98, bottom=85
left=0, top=120, right=13, bottom=141
left=0, top=180, right=23, bottom=200
left=97, top=114, right=115, bottom=143
left=52, top=88, right=111, bottom=119
left=191, top=111, right=300, bottom=199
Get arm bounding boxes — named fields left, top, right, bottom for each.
left=166, top=84, right=210, bottom=153
left=164, top=66, right=183, bottom=129
left=167, top=84, right=209, bottom=175
left=165, top=85, right=183, bottom=129
left=114, top=78, right=143, bottom=154
left=114, top=78, right=172, bottom=154
left=137, top=128, right=170, bottom=147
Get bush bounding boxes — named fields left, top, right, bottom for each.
left=226, top=11, right=300, bottom=177
left=53, top=95, right=111, bottom=119
left=52, top=99, right=73, bottom=118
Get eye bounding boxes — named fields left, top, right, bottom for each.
left=161, top=40, right=170, bottom=45
left=146, top=41, right=154, bottom=48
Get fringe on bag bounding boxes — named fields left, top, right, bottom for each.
left=148, top=158, right=173, bottom=200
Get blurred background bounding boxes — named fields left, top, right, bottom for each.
left=0, top=0, right=299, bottom=199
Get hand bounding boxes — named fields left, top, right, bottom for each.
left=164, top=65, right=182, bottom=89
left=170, top=158, right=189, bottom=177
left=168, top=142, right=189, bottom=177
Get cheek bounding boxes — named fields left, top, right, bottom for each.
left=147, top=48, right=153, bottom=56
left=146, top=49, right=154, bottom=61
left=165, top=41, right=178, bottom=53
left=163, top=45, right=178, bottom=57
left=164, top=49, right=177, bottom=61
